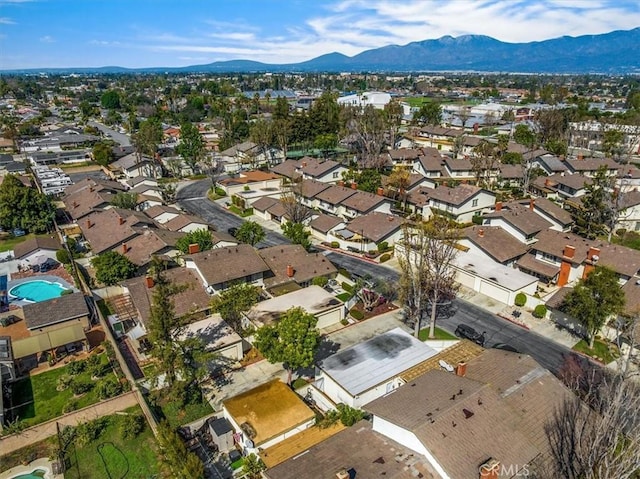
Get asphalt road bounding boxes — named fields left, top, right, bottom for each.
left=88, top=121, right=132, bottom=146
left=176, top=180, right=589, bottom=377
left=176, top=179, right=289, bottom=248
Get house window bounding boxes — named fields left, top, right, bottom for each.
left=472, top=199, right=478, bottom=207
left=333, top=172, right=339, bottom=179
left=541, top=252, right=557, bottom=263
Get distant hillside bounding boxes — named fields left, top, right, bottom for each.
left=3, top=28, right=639, bottom=74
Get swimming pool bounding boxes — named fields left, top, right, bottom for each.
left=10, top=469, right=46, bottom=479
left=8, top=280, right=68, bottom=302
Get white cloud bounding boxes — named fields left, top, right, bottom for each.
left=0, top=17, right=15, bottom=24
left=39, top=35, right=54, bottom=43
left=139, top=0, right=640, bottom=65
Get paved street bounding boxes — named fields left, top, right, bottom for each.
left=175, top=179, right=591, bottom=378
left=88, top=121, right=131, bottom=146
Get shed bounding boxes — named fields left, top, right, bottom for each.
left=208, top=417, right=235, bottom=452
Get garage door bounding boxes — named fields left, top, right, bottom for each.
left=455, top=269, right=476, bottom=289
left=479, top=279, right=511, bottom=305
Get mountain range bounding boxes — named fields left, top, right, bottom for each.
left=3, top=28, right=639, bottom=74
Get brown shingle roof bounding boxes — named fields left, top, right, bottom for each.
left=144, top=205, right=181, bottom=220
left=79, top=209, right=140, bottom=254
left=296, top=157, right=341, bottom=178
left=345, top=212, right=404, bottom=243
left=309, top=213, right=344, bottom=234
left=300, top=179, right=331, bottom=199
left=64, top=188, right=115, bottom=220
left=23, top=292, right=88, bottom=329
left=251, top=196, right=279, bottom=213
left=258, top=244, right=337, bottom=288
left=444, top=157, right=473, bottom=171
left=341, top=190, right=387, bottom=213
left=516, top=253, right=560, bottom=279
left=463, top=225, right=528, bottom=263
left=566, top=157, right=620, bottom=172
left=315, top=184, right=357, bottom=205
left=63, top=177, right=125, bottom=197
left=187, top=244, right=270, bottom=286
left=123, top=267, right=210, bottom=326
left=484, top=203, right=553, bottom=236
left=516, top=197, right=573, bottom=227
left=388, top=148, right=423, bottom=161
left=270, top=159, right=299, bottom=179
left=122, top=228, right=184, bottom=266
left=428, top=184, right=483, bottom=206
left=163, top=214, right=208, bottom=232
left=13, top=235, right=60, bottom=260
left=533, top=229, right=640, bottom=277
left=219, top=170, right=280, bottom=186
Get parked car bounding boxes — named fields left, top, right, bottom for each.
left=12, top=228, right=26, bottom=237
left=454, top=324, right=486, bottom=346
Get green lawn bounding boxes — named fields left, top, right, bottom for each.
left=228, top=205, right=254, bottom=217
left=418, top=327, right=458, bottom=341
left=572, top=338, right=620, bottom=364
left=0, top=437, right=57, bottom=471
left=10, top=354, right=114, bottom=428
left=64, top=406, right=159, bottom=479
left=150, top=390, right=214, bottom=428
left=0, top=233, right=34, bottom=252
left=336, top=292, right=352, bottom=302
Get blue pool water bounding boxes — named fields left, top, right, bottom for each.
left=10, top=469, right=46, bottom=479
left=9, top=280, right=68, bottom=302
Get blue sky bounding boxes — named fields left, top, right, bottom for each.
left=1, top=0, right=639, bottom=69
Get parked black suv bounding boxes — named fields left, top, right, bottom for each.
left=454, top=324, right=486, bottom=346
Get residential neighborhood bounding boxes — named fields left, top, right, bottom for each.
left=1, top=31, right=640, bottom=479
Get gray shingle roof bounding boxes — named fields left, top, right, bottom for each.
left=23, top=292, right=88, bottom=329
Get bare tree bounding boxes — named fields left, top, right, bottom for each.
left=543, top=361, right=640, bottom=479
left=397, top=217, right=460, bottom=338
left=280, top=178, right=312, bottom=224
left=470, top=139, right=497, bottom=188
left=342, top=104, right=388, bottom=170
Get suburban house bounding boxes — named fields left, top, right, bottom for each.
left=258, top=245, right=338, bottom=293
left=427, top=184, right=496, bottom=223
left=110, top=152, right=162, bottom=179
left=406, top=187, right=435, bottom=220
left=442, top=157, right=476, bottom=180
left=314, top=184, right=358, bottom=216
left=516, top=229, right=640, bottom=287
left=483, top=201, right=554, bottom=244
left=614, top=190, right=640, bottom=232
left=185, top=244, right=271, bottom=294
left=245, top=286, right=344, bottom=330
left=120, top=267, right=211, bottom=344
left=330, top=212, right=404, bottom=251
left=78, top=208, right=157, bottom=255
left=12, top=235, right=61, bottom=267
left=386, top=148, right=423, bottom=168
left=530, top=153, right=568, bottom=176
left=532, top=173, right=591, bottom=200
left=415, top=125, right=464, bottom=151
left=216, top=170, right=282, bottom=198
left=413, top=148, right=444, bottom=178
left=308, top=213, right=346, bottom=243
left=271, top=157, right=347, bottom=183
left=314, top=328, right=439, bottom=408
left=143, top=205, right=182, bottom=224
left=163, top=214, right=209, bottom=233
left=339, top=190, right=392, bottom=219
left=63, top=178, right=128, bottom=220
left=11, top=293, right=90, bottom=372
left=180, top=314, right=244, bottom=362
left=564, top=157, right=620, bottom=177
left=513, top=197, right=573, bottom=232
left=120, top=228, right=184, bottom=270
left=364, top=349, right=574, bottom=479
left=222, top=379, right=315, bottom=454
left=210, top=230, right=240, bottom=249
left=298, top=179, right=331, bottom=210
left=461, top=226, right=528, bottom=266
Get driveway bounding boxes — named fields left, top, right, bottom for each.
left=88, top=121, right=131, bottom=146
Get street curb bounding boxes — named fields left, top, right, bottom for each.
left=315, top=244, right=379, bottom=264
left=496, top=313, right=531, bottom=330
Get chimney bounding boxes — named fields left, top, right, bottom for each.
left=473, top=122, right=479, bottom=134
left=72, top=201, right=78, bottom=208
left=335, top=470, right=349, bottom=479
left=456, top=362, right=467, bottom=377
left=302, top=161, right=307, bottom=167
left=89, top=186, right=94, bottom=193
left=529, top=198, right=535, bottom=210
left=494, top=201, right=502, bottom=212
left=351, top=182, right=358, bottom=190
left=563, top=245, right=576, bottom=259
left=479, top=458, right=500, bottom=479
left=544, top=178, right=551, bottom=187
left=86, top=219, right=92, bottom=229
left=145, top=276, right=154, bottom=288
left=377, top=187, right=384, bottom=196
left=338, top=180, right=345, bottom=187
left=119, top=216, right=125, bottom=225
left=286, top=264, right=294, bottom=278
left=122, top=243, right=128, bottom=254
left=478, top=228, right=484, bottom=238
left=587, top=246, right=600, bottom=262
left=188, top=243, right=200, bottom=255
left=577, top=153, right=584, bottom=160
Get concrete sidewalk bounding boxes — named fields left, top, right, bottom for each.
left=0, top=392, right=138, bottom=456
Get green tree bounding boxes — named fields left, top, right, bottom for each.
left=356, top=169, right=382, bottom=193
left=210, top=282, right=260, bottom=331
left=571, top=167, right=614, bottom=240
left=235, top=221, right=265, bottom=246
left=413, top=102, right=442, bottom=126
left=100, top=90, right=121, bottom=110
left=281, top=221, right=311, bottom=251
left=91, top=251, right=137, bottom=286
left=110, top=191, right=138, bottom=210
left=92, top=142, right=115, bottom=167
left=175, top=228, right=213, bottom=254
left=176, top=121, right=205, bottom=174
left=0, top=175, right=55, bottom=233
left=254, top=306, right=320, bottom=384
left=561, top=266, right=625, bottom=348
left=133, top=117, right=163, bottom=171
left=156, top=422, right=204, bottom=479
left=243, top=453, right=265, bottom=479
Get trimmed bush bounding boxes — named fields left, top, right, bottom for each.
left=533, top=305, right=547, bottom=318
left=338, top=268, right=352, bottom=280
left=377, top=241, right=389, bottom=252
left=514, top=292, right=527, bottom=307
left=56, top=249, right=71, bottom=265
left=67, top=359, right=87, bottom=375
left=379, top=253, right=391, bottom=263
left=330, top=241, right=340, bottom=248
left=350, top=309, right=364, bottom=320
left=214, top=187, right=226, bottom=197
left=97, top=378, right=123, bottom=399
left=120, top=413, right=145, bottom=440
left=312, top=276, right=328, bottom=287
left=62, top=400, right=79, bottom=414
left=342, top=282, right=353, bottom=293
left=70, top=379, right=93, bottom=395
left=472, top=215, right=483, bottom=225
